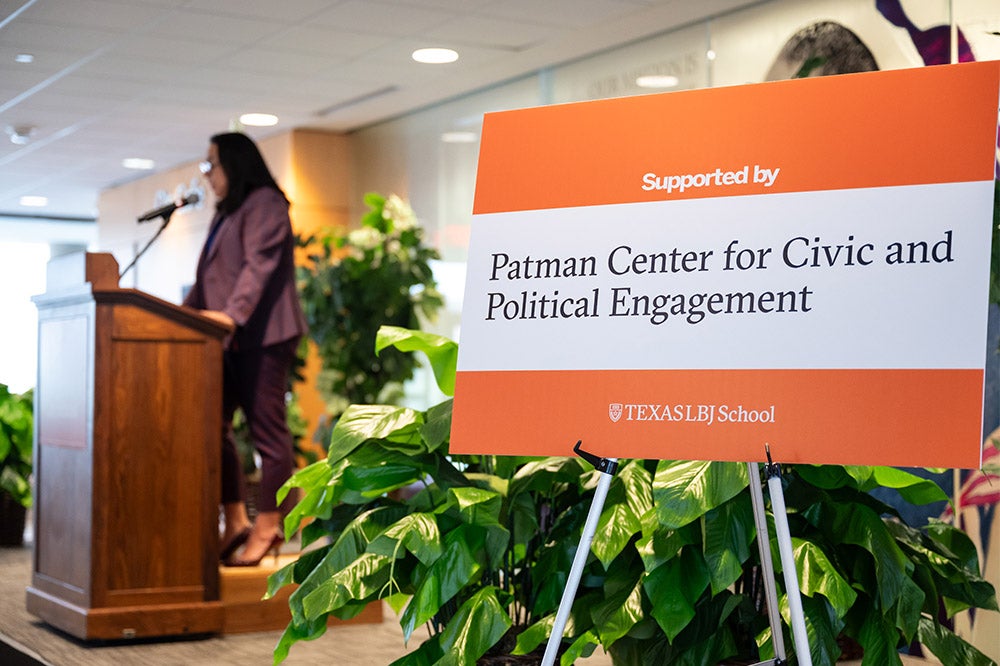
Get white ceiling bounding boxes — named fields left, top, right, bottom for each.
left=0, top=0, right=762, bottom=223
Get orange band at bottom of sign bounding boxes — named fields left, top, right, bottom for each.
left=450, top=368, right=985, bottom=469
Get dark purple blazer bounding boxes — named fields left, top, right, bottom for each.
left=184, top=187, right=307, bottom=351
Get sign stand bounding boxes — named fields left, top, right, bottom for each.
left=746, top=445, right=812, bottom=666
left=541, top=442, right=619, bottom=666
left=754, top=446, right=813, bottom=666
left=541, top=443, right=812, bottom=666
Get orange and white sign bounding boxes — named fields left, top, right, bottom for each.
left=451, top=62, right=1000, bottom=468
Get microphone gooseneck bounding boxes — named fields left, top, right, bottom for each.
left=136, top=192, right=200, bottom=223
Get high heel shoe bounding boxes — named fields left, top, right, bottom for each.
left=219, top=526, right=252, bottom=561
left=224, top=533, right=284, bottom=567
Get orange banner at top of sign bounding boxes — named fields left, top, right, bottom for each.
left=473, top=62, right=1000, bottom=215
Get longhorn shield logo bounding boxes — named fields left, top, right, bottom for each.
left=609, top=403, right=623, bottom=423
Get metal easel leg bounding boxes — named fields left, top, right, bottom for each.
left=748, top=460, right=788, bottom=666
left=541, top=442, right=619, bottom=666
left=764, top=453, right=813, bottom=666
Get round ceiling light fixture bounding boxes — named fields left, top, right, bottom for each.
left=5, top=124, right=36, bottom=145
left=412, top=47, right=458, bottom=64
left=635, top=75, right=679, bottom=89
left=239, top=113, right=279, bottom=127
left=441, top=131, right=478, bottom=143
left=122, top=157, right=155, bottom=170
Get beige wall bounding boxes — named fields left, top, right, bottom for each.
left=96, top=128, right=354, bottom=449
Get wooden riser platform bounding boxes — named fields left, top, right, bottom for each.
left=220, top=553, right=383, bottom=634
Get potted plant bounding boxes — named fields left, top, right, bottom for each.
left=266, top=327, right=997, bottom=665
left=296, top=193, right=444, bottom=426
left=0, top=383, right=33, bottom=546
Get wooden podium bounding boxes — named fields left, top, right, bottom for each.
left=26, top=252, right=231, bottom=640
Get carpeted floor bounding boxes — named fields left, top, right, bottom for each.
left=0, top=543, right=615, bottom=666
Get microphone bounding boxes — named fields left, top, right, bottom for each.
left=137, top=192, right=200, bottom=222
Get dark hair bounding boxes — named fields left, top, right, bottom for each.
left=210, top=132, right=288, bottom=214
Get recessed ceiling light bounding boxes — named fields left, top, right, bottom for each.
left=635, top=75, right=679, bottom=89
left=239, top=113, right=279, bottom=127
left=20, top=195, right=48, bottom=207
left=412, top=48, right=458, bottom=64
left=6, top=124, right=36, bottom=145
left=15, top=54, right=34, bottom=64
left=441, top=131, right=477, bottom=143
left=706, top=49, right=717, bottom=61
left=122, top=157, right=155, bottom=170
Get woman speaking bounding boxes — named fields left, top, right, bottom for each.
left=184, top=132, right=307, bottom=566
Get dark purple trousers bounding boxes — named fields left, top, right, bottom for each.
left=220, top=338, right=299, bottom=514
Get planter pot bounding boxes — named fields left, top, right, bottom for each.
left=0, top=493, right=27, bottom=546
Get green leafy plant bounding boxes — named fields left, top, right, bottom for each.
left=0, top=383, right=33, bottom=509
left=296, top=193, right=444, bottom=420
left=268, top=328, right=997, bottom=666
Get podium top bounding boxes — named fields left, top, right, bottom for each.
left=46, top=252, right=119, bottom=292
left=36, top=251, right=231, bottom=340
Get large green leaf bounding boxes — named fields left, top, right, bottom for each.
left=368, top=513, right=443, bottom=566
left=509, top=457, right=586, bottom=496
left=272, top=614, right=328, bottom=665
left=376, top=326, right=458, bottom=396
left=869, top=467, right=948, bottom=505
left=328, top=404, right=424, bottom=464
left=343, top=461, right=423, bottom=497
left=531, top=540, right=575, bottom=615
left=804, top=501, right=912, bottom=611
left=795, top=464, right=859, bottom=490
left=437, top=586, right=513, bottom=665
left=509, top=489, right=540, bottom=560
left=591, top=575, right=644, bottom=645
left=420, top=399, right=453, bottom=452
left=796, top=594, right=843, bottom=666
left=857, top=605, right=902, bottom=666
left=510, top=614, right=556, bottom=654
left=399, top=525, right=484, bottom=641
left=792, top=537, right=856, bottom=616
left=287, top=505, right=410, bottom=623
left=917, top=615, right=996, bottom=666
left=266, top=545, right=331, bottom=599
left=512, top=615, right=552, bottom=656
left=593, top=461, right=650, bottom=567
left=703, top=497, right=754, bottom=595
left=279, top=460, right=344, bottom=537
left=560, top=629, right=600, bottom=666
left=892, top=574, right=925, bottom=641
left=429, top=450, right=473, bottom=491
left=653, top=460, right=748, bottom=529
left=643, top=547, right=711, bottom=641
left=301, top=551, right=394, bottom=618
left=635, top=521, right=699, bottom=572
left=618, top=460, right=653, bottom=520
left=923, top=520, right=985, bottom=577
left=443, top=486, right=510, bottom=570
left=449, top=486, right=502, bottom=525
left=667, top=592, right=742, bottom=666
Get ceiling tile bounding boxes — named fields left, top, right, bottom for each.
left=309, top=0, right=456, bottom=37
left=0, top=0, right=763, bottom=219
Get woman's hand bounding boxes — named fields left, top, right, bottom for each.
left=202, top=309, right=235, bottom=329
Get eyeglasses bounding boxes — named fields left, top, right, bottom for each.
left=199, top=160, right=216, bottom=175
